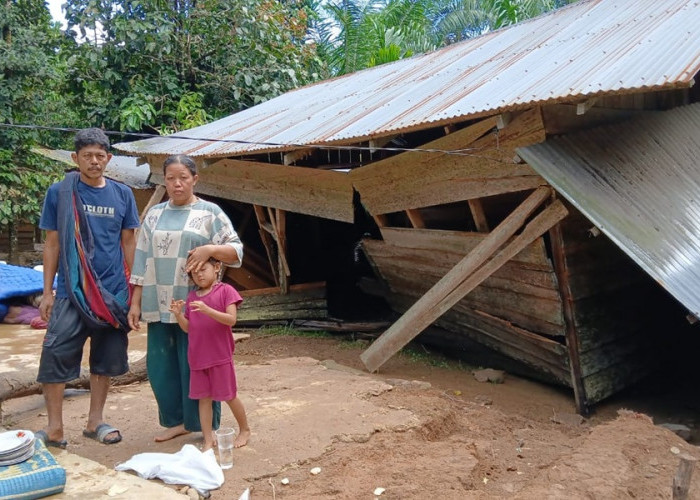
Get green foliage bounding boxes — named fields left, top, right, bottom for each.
left=319, top=0, right=575, bottom=75
left=0, top=151, right=63, bottom=226
left=63, top=0, right=328, bottom=132
left=0, top=0, right=74, bottom=238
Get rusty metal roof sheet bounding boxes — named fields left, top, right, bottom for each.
left=517, top=103, right=700, bottom=317
left=115, top=0, right=700, bottom=158
left=33, top=148, right=152, bottom=189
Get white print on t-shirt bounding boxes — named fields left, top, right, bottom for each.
left=83, top=204, right=115, bottom=217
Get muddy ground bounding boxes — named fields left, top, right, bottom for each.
left=3, top=328, right=700, bottom=499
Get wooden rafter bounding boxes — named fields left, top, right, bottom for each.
left=253, top=204, right=280, bottom=287
left=405, top=209, right=425, bottom=228
left=468, top=199, right=489, bottom=233
left=139, top=184, right=167, bottom=223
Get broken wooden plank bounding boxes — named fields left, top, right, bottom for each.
left=360, top=187, right=552, bottom=372
left=253, top=204, right=280, bottom=287
left=351, top=108, right=546, bottom=214
left=673, top=454, right=697, bottom=500
left=468, top=198, right=489, bottom=232
left=139, top=184, right=167, bottom=223
left=550, top=221, right=589, bottom=415
left=378, top=227, right=551, bottom=268
left=406, top=209, right=425, bottom=228
left=237, top=282, right=328, bottom=323
left=151, top=158, right=354, bottom=222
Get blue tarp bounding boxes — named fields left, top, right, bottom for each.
left=0, top=264, right=46, bottom=301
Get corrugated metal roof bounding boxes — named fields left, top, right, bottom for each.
left=517, top=103, right=700, bottom=317
left=115, top=0, right=700, bottom=158
left=33, top=148, right=152, bottom=189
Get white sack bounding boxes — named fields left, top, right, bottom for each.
left=115, top=444, right=225, bottom=491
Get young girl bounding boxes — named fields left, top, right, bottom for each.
left=169, top=258, right=251, bottom=451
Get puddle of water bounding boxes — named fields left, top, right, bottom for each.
left=0, top=324, right=148, bottom=373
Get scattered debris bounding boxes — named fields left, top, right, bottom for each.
left=671, top=447, right=681, bottom=455
left=310, top=467, right=322, bottom=475
left=107, top=484, right=129, bottom=496
left=373, top=486, right=386, bottom=495
left=474, top=395, right=493, bottom=406
left=386, top=379, right=432, bottom=390
left=472, top=369, right=505, bottom=384
left=551, top=412, right=585, bottom=426
left=281, top=478, right=290, bottom=485
left=658, top=423, right=692, bottom=441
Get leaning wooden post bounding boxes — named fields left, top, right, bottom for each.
left=360, top=186, right=552, bottom=372
left=673, top=453, right=697, bottom=500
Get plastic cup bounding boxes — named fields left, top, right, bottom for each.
left=215, top=427, right=235, bottom=469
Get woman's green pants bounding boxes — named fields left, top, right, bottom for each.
left=146, top=322, right=221, bottom=432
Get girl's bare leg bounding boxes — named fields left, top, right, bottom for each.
left=226, top=397, right=250, bottom=448
left=199, top=398, right=215, bottom=451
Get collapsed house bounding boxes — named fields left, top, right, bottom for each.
left=114, top=0, right=700, bottom=413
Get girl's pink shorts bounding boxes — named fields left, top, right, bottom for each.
left=189, top=362, right=237, bottom=401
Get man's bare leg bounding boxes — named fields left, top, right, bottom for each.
left=42, top=382, right=66, bottom=442
left=85, top=374, right=120, bottom=442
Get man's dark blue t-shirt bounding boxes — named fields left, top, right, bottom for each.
left=39, top=178, right=140, bottom=299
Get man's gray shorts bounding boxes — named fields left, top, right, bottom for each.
left=36, top=298, right=129, bottom=383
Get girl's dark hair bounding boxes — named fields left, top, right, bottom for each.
left=163, top=154, right=197, bottom=176
left=187, top=257, right=222, bottom=281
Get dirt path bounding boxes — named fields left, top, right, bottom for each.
left=3, top=331, right=699, bottom=499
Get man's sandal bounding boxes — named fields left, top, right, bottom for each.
left=82, top=423, right=122, bottom=444
left=35, top=430, right=68, bottom=449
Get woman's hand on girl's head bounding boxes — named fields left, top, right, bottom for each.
left=186, top=245, right=212, bottom=273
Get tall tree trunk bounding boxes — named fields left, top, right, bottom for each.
left=8, top=220, right=18, bottom=264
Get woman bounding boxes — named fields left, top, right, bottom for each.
left=127, top=154, right=243, bottom=443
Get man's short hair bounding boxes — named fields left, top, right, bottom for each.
left=74, top=128, right=110, bottom=153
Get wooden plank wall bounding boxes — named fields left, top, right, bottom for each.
left=237, top=282, right=328, bottom=323
left=559, top=205, right=663, bottom=404
left=361, top=230, right=570, bottom=384
left=0, top=223, right=39, bottom=253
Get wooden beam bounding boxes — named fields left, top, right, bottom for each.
left=576, top=98, right=597, bottom=115
left=497, top=112, right=512, bottom=129
left=405, top=209, right=425, bottom=228
left=151, top=158, right=354, bottom=222
left=360, top=186, right=553, bottom=372
left=373, top=214, right=389, bottom=228
left=351, top=109, right=546, bottom=215
left=283, top=149, right=314, bottom=165
left=253, top=204, right=279, bottom=287
left=139, top=184, right=167, bottom=223
left=468, top=199, right=489, bottom=232
left=550, top=221, right=589, bottom=415
left=369, top=136, right=397, bottom=153
left=673, top=453, right=697, bottom=500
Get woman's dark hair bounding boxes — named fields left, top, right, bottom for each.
left=74, top=128, right=110, bottom=153
left=163, top=154, right=197, bottom=176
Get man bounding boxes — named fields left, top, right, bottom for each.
left=36, top=128, right=139, bottom=447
